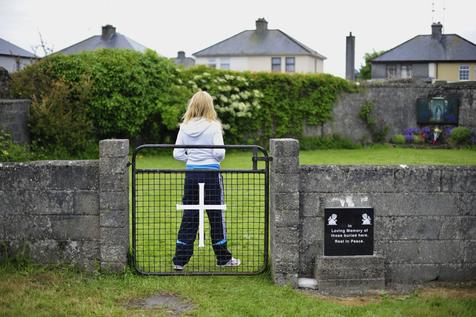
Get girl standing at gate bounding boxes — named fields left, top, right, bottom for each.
left=172, top=90, right=240, bottom=270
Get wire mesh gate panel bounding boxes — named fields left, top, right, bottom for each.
left=131, top=145, right=269, bottom=275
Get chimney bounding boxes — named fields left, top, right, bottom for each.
left=177, top=51, right=186, bottom=59
left=345, top=32, right=355, bottom=81
left=101, top=24, right=116, bottom=40
left=256, top=18, right=268, bottom=33
left=431, top=22, right=443, bottom=41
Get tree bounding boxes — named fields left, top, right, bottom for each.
left=357, top=50, right=385, bottom=80
left=31, top=32, right=54, bottom=57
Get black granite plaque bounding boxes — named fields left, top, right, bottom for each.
left=324, top=207, right=374, bottom=256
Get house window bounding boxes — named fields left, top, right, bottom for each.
left=401, top=64, right=412, bottom=78
left=459, top=65, right=469, bottom=80
left=386, top=64, right=397, bottom=79
left=220, top=63, right=230, bottom=70
left=285, top=57, right=295, bottom=72
left=271, top=57, right=281, bottom=72
left=15, top=58, right=21, bottom=71
left=207, top=59, right=216, bottom=69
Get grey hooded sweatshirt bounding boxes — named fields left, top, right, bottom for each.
left=173, top=118, right=225, bottom=166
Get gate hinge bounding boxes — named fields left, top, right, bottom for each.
left=126, top=161, right=132, bottom=167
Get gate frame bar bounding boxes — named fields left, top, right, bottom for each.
left=131, top=144, right=270, bottom=275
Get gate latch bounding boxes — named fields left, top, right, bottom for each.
left=252, top=154, right=273, bottom=170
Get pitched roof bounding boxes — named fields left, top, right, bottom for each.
left=193, top=29, right=326, bottom=59
left=372, top=34, right=476, bottom=63
left=0, top=37, right=35, bottom=58
left=57, top=25, right=148, bottom=55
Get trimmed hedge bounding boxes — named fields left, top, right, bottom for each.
left=11, top=49, right=356, bottom=157
left=449, top=127, right=472, bottom=145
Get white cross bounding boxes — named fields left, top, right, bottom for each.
left=176, top=182, right=226, bottom=248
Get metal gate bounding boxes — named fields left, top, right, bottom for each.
left=131, top=144, right=270, bottom=275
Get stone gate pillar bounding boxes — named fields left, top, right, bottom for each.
left=269, top=138, right=300, bottom=285
left=99, top=139, right=129, bottom=272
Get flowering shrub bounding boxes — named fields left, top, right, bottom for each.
left=184, top=67, right=356, bottom=144
left=443, top=127, right=454, bottom=140
left=404, top=128, right=419, bottom=143
left=404, top=133, right=414, bottom=143
left=182, top=69, right=263, bottom=143
left=401, top=126, right=475, bottom=145
left=421, top=127, right=431, bottom=139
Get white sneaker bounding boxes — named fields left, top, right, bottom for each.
left=217, top=257, right=241, bottom=267
left=173, top=264, right=184, bottom=271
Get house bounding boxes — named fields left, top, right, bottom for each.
left=57, top=25, right=148, bottom=55
left=0, top=37, right=36, bottom=72
left=193, top=18, right=326, bottom=73
left=371, top=23, right=476, bottom=81
left=170, top=51, right=195, bottom=68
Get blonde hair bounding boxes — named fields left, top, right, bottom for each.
left=182, top=91, right=218, bottom=123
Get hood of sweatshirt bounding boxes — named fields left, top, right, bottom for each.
left=180, top=118, right=213, bottom=137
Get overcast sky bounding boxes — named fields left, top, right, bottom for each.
left=1, top=0, right=475, bottom=78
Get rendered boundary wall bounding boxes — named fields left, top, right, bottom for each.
left=270, top=138, right=476, bottom=286
left=0, top=139, right=129, bottom=272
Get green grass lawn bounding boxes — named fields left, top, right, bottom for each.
left=133, top=147, right=476, bottom=169
left=1, top=264, right=475, bottom=317
left=299, top=147, right=476, bottom=165
left=1, top=147, right=475, bottom=316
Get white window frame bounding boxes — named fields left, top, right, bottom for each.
left=207, top=59, right=216, bottom=69
left=219, top=58, right=230, bottom=70
left=401, top=64, right=412, bottom=79
left=285, top=57, right=295, bottom=73
left=386, top=64, right=397, bottom=79
left=428, top=63, right=437, bottom=79
left=271, top=57, right=281, bottom=72
left=459, top=65, right=469, bottom=81
left=219, top=63, right=230, bottom=70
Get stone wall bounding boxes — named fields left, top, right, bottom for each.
left=304, top=81, right=476, bottom=142
left=0, top=139, right=129, bottom=272
left=270, top=138, right=476, bottom=286
left=0, top=99, right=31, bottom=144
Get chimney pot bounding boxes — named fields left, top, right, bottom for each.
left=101, top=24, right=116, bottom=40
left=256, top=18, right=268, bottom=33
